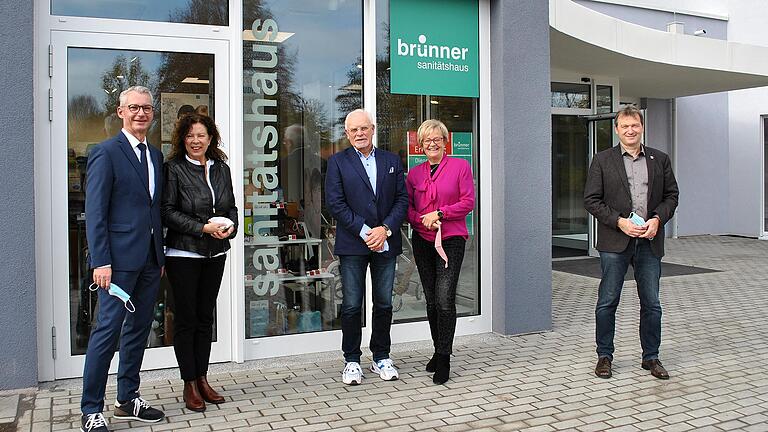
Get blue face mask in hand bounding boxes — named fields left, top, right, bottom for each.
left=628, top=212, right=646, bottom=226
left=88, top=283, right=136, bottom=313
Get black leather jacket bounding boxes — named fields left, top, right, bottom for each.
left=162, top=156, right=238, bottom=257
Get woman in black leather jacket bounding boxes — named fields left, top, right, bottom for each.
left=161, top=113, right=237, bottom=412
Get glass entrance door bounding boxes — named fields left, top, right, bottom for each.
left=551, top=81, right=617, bottom=258
left=49, top=31, right=230, bottom=379
left=552, top=114, right=590, bottom=255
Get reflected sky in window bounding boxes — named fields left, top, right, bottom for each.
left=68, top=49, right=162, bottom=107
left=52, top=0, right=227, bottom=25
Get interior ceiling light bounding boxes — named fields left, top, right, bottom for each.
left=181, top=77, right=210, bottom=84
left=430, top=100, right=439, bottom=105
left=241, top=30, right=295, bottom=43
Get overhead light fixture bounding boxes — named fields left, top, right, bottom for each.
left=182, top=77, right=210, bottom=84
left=430, top=100, right=439, bottom=105
left=339, top=84, right=362, bottom=91
left=453, top=114, right=460, bottom=118
left=241, top=30, right=295, bottom=43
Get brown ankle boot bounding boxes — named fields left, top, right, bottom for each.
left=183, top=380, right=206, bottom=412
left=196, top=376, right=225, bottom=404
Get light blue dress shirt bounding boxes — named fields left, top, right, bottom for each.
left=355, top=147, right=389, bottom=252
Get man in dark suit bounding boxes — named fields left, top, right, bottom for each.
left=81, top=86, right=165, bottom=432
left=584, top=105, right=679, bottom=380
left=325, top=109, right=408, bottom=385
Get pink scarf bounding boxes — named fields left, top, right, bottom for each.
left=420, top=159, right=448, bottom=267
left=435, top=224, right=448, bottom=268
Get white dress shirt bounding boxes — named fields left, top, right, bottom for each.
left=122, top=128, right=155, bottom=199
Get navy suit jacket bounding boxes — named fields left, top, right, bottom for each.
left=325, top=146, right=408, bottom=257
left=85, top=132, right=165, bottom=271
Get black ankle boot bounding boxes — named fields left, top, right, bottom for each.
left=432, top=354, right=450, bottom=385
left=426, top=353, right=438, bottom=373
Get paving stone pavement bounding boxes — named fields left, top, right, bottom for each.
left=13, top=235, right=768, bottom=431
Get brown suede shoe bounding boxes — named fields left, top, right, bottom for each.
left=183, top=380, right=206, bottom=412
left=594, top=356, right=612, bottom=378
left=641, top=359, right=670, bottom=380
left=196, top=376, right=225, bottom=404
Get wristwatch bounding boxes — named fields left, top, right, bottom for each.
left=382, top=224, right=392, bottom=237
left=437, top=209, right=444, bottom=219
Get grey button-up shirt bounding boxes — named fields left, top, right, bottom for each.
left=621, top=144, right=648, bottom=220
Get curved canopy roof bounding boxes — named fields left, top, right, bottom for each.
left=550, top=0, right=768, bottom=98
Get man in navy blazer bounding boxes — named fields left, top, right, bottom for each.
left=325, top=109, right=408, bottom=385
left=81, top=86, right=165, bottom=432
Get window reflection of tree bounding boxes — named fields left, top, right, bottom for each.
left=100, top=55, right=151, bottom=114
left=169, top=0, right=228, bottom=25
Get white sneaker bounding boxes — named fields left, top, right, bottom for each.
left=342, top=362, right=363, bottom=385
left=370, top=358, right=399, bottom=381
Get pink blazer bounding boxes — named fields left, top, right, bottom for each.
left=406, top=156, right=475, bottom=242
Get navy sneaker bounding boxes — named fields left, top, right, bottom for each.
left=113, top=396, right=164, bottom=423
left=80, top=413, right=109, bottom=432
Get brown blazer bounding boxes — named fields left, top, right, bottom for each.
left=584, top=145, right=679, bottom=257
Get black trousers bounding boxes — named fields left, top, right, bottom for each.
left=411, top=232, right=466, bottom=355
left=165, top=255, right=226, bottom=381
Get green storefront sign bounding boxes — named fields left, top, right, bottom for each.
left=390, top=0, right=479, bottom=98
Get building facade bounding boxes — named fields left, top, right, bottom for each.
left=2, top=0, right=767, bottom=390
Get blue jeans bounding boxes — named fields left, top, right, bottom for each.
left=339, top=253, right=396, bottom=363
left=596, top=238, right=662, bottom=362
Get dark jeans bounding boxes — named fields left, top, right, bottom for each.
left=165, top=255, right=226, bottom=381
left=412, top=232, right=466, bottom=355
left=596, top=238, right=662, bottom=361
left=339, top=253, right=396, bottom=363
left=81, top=243, right=161, bottom=414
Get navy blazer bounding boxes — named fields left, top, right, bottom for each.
left=325, top=146, right=408, bottom=257
left=85, top=132, right=165, bottom=271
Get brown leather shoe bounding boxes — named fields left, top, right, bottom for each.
left=196, top=376, right=225, bottom=404
left=183, top=380, right=206, bottom=412
left=594, top=356, right=612, bottom=378
left=641, top=359, right=670, bottom=380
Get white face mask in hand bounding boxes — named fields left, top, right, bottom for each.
left=88, top=282, right=136, bottom=313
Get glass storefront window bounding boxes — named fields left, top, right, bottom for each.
left=242, top=1, right=362, bottom=338
left=52, top=0, right=228, bottom=25
left=596, top=85, right=613, bottom=114
left=66, top=47, right=215, bottom=355
left=375, top=1, right=480, bottom=323
left=551, top=82, right=591, bottom=109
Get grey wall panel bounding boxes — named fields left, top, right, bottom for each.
left=646, top=99, right=671, bottom=155
left=574, top=0, right=727, bottom=40
left=0, top=0, right=37, bottom=389
left=490, top=0, right=552, bottom=335
left=645, top=99, right=675, bottom=238
left=675, top=93, right=729, bottom=235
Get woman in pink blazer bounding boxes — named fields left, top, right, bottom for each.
left=406, top=119, right=475, bottom=384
